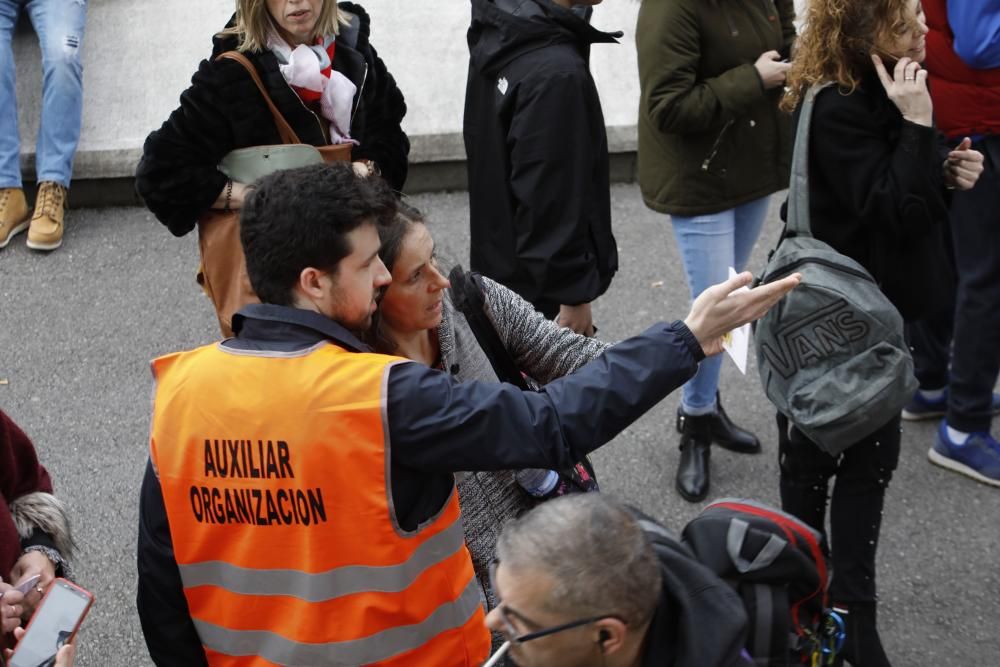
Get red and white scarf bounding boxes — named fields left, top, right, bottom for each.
left=268, top=32, right=358, bottom=145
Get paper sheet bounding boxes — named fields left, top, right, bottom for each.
left=722, top=267, right=750, bottom=374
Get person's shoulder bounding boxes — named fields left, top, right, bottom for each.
left=521, top=40, right=587, bottom=72
left=337, top=2, right=372, bottom=46
left=812, top=79, right=884, bottom=123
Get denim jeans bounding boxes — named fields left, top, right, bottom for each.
left=670, top=196, right=771, bottom=413
left=0, top=0, right=87, bottom=189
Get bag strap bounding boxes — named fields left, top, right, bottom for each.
left=727, top=517, right=788, bottom=574
left=751, top=583, right=773, bottom=665
left=447, top=267, right=530, bottom=391
left=786, top=83, right=834, bottom=237
left=216, top=50, right=302, bottom=145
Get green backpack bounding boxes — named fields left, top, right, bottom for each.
left=753, top=84, right=917, bottom=455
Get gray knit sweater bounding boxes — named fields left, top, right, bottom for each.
left=438, top=275, right=609, bottom=620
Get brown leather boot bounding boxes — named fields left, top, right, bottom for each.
left=0, top=188, right=30, bottom=249
left=26, top=181, right=67, bottom=251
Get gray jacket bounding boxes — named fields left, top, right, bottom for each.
left=439, top=276, right=608, bottom=620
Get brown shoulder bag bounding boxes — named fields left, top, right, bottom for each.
left=196, top=50, right=352, bottom=337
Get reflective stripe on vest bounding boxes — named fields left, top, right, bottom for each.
left=150, top=342, right=489, bottom=666
left=192, top=577, right=483, bottom=666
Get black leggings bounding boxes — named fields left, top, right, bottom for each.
left=777, top=413, right=901, bottom=603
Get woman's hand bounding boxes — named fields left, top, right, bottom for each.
left=871, top=54, right=933, bottom=127
left=754, top=50, right=791, bottom=90
left=4, top=626, right=76, bottom=666
left=556, top=303, right=595, bottom=337
left=0, top=582, right=24, bottom=634
left=944, top=137, right=985, bottom=191
left=352, top=160, right=379, bottom=178
left=10, top=551, right=56, bottom=619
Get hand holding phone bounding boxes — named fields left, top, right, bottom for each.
left=7, top=579, right=92, bottom=667
left=0, top=581, right=25, bottom=634
left=12, top=574, right=42, bottom=596
left=3, top=627, right=75, bottom=667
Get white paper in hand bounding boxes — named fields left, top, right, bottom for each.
left=721, top=267, right=750, bottom=375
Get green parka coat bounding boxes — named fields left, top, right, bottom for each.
left=636, top=0, right=797, bottom=216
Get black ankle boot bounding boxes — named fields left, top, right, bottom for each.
left=676, top=392, right=761, bottom=454
left=834, top=602, right=892, bottom=667
left=675, top=415, right=711, bottom=502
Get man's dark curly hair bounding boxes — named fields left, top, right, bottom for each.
left=240, top=163, right=398, bottom=306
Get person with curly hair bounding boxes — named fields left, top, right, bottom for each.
left=778, top=1, right=983, bottom=664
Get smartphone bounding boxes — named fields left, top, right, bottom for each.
left=8, top=579, right=93, bottom=667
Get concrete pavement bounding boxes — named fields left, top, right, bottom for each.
left=0, top=184, right=997, bottom=666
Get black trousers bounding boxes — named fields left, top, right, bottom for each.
left=906, top=135, right=1000, bottom=432
left=777, top=413, right=901, bottom=603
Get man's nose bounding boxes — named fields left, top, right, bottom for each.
left=484, top=607, right=505, bottom=633
left=374, top=258, right=392, bottom=287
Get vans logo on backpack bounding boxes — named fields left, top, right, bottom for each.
left=759, top=299, right=869, bottom=379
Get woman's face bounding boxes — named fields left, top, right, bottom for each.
left=379, top=223, right=451, bottom=335
left=266, top=0, right=323, bottom=45
left=876, top=0, right=928, bottom=63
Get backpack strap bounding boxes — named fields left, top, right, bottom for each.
left=727, top=518, right=788, bottom=574
left=786, top=83, right=834, bottom=238
left=447, top=266, right=529, bottom=390
left=216, top=50, right=303, bottom=145
left=751, top=583, right=773, bottom=666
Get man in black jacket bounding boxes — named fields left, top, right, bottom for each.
left=136, top=163, right=797, bottom=665
left=464, top=0, right=616, bottom=335
left=487, top=494, right=752, bottom=667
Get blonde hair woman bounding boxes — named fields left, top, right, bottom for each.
left=136, top=0, right=409, bottom=238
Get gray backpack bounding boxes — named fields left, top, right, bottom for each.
left=753, top=84, right=917, bottom=455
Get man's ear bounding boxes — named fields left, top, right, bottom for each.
left=293, top=266, right=331, bottom=309
left=593, top=618, right=628, bottom=655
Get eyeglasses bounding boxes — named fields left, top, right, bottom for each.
left=487, top=559, right=621, bottom=644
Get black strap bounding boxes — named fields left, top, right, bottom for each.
left=752, top=583, right=773, bottom=664
left=447, top=266, right=530, bottom=390
left=448, top=266, right=599, bottom=492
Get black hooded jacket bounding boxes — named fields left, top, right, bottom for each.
left=633, top=511, right=752, bottom=667
left=464, top=0, right=620, bottom=317
left=136, top=2, right=408, bottom=237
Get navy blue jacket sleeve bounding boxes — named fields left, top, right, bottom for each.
left=387, top=321, right=703, bottom=472
left=136, top=459, right=210, bottom=667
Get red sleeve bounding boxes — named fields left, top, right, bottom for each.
left=0, top=411, right=53, bottom=503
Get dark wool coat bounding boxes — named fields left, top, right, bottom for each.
left=636, top=0, right=797, bottom=216
left=136, top=2, right=408, bottom=237
left=801, top=71, right=954, bottom=321
left=463, top=0, right=619, bottom=317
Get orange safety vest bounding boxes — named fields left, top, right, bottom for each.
left=150, top=341, right=489, bottom=666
